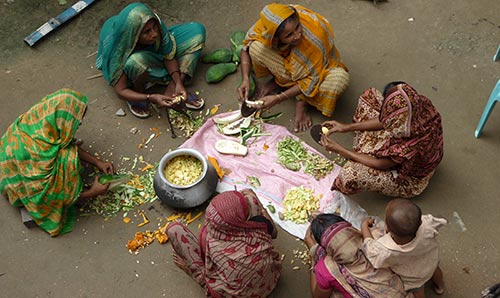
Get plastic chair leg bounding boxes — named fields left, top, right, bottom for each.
left=475, top=80, right=500, bottom=138
left=494, top=44, right=500, bottom=62
left=475, top=98, right=498, bottom=138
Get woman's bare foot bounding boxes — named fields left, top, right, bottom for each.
left=256, top=78, right=279, bottom=98
left=294, top=101, right=312, bottom=132
left=164, top=81, right=176, bottom=97
left=172, top=253, right=190, bottom=275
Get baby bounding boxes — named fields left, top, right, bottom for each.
left=361, top=198, right=447, bottom=297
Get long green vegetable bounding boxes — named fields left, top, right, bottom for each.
left=98, top=173, right=131, bottom=189
left=82, top=165, right=158, bottom=218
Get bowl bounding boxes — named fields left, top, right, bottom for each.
left=153, top=148, right=218, bottom=209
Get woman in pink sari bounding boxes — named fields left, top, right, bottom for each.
left=166, top=189, right=282, bottom=298
left=305, top=213, right=411, bottom=298
left=320, top=82, right=443, bottom=198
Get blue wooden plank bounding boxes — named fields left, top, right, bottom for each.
left=24, top=0, right=97, bottom=46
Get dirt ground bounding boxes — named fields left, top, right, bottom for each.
left=1, top=0, right=499, bottom=297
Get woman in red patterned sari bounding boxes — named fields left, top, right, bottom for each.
left=319, top=82, right=443, bottom=198
left=166, top=189, right=282, bottom=298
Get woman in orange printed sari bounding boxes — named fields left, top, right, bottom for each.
left=166, top=189, right=282, bottom=297
left=0, top=89, right=114, bottom=236
left=237, top=3, right=349, bottom=132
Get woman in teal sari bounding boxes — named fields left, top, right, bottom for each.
left=96, top=2, right=206, bottom=118
left=0, top=89, right=114, bottom=236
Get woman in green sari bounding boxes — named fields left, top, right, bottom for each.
left=96, top=2, right=206, bottom=118
left=0, top=89, right=114, bottom=237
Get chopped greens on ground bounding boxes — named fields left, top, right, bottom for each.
left=81, top=164, right=158, bottom=218
left=168, top=109, right=205, bottom=137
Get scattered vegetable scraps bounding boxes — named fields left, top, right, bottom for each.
left=247, top=176, right=261, bottom=188
left=137, top=210, right=150, bottom=227
left=208, top=156, right=224, bottom=180
left=82, top=164, right=158, bottom=218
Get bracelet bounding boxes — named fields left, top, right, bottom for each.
left=146, top=94, right=151, bottom=101
left=170, top=70, right=180, bottom=76
left=276, top=93, right=282, bottom=102
left=241, top=61, right=250, bottom=65
left=281, top=92, right=289, bottom=100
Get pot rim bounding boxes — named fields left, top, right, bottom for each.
left=158, top=148, right=208, bottom=189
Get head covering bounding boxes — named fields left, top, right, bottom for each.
left=244, top=4, right=346, bottom=97
left=203, top=190, right=281, bottom=297
left=0, top=89, right=87, bottom=236
left=378, top=83, right=444, bottom=178
left=96, top=2, right=176, bottom=86
left=318, top=222, right=408, bottom=297
left=251, top=3, right=296, bottom=48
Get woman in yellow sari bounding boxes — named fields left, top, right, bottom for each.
left=0, top=89, right=114, bottom=236
left=237, top=3, right=349, bottom=132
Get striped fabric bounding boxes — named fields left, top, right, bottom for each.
left=244, top=4, right=349, bottom=116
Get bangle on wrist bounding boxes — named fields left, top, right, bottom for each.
left=281, top=92, right=289, bottom=100
left=170, top=70, right=180, bottom=76
left=241, top=61, right=250, bottom=65
left=276, top=93, right=282, bottom=102
left=146, top=94, right=151, bottom=101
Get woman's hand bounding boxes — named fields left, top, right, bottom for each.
left=150, top=94, right=176, bottom=108
left=259, top=94, right=281, bottom=110
left=89, top=176, right=110, bottom=197
left=319, top=134, right=344, bottom=154
left=237, top=78, right=251, bottom=102
left=321, top=120, right=349, bottom=133
left=96, top=160, right=114, bottom=174
left=174, top=83, right=188, bottom=101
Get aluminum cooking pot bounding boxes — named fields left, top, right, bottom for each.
left=153, top=148, right=218, bottom=209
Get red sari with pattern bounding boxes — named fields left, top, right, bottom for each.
left=334, top=84, right=443, bottom=198
left=166, top=190, right=282, bottom=298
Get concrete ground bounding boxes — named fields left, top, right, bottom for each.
left=1, top=0, right=499, bottom=297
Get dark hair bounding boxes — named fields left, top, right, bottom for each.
left=382, top=81, right=407, bottom=98
left=249, top=215, right=274, bottom=235
left=386, top=199, right=422, bottom=238
left=311, top=213, right=346, bottom=244
left=275, top=10, right=299, bottom=40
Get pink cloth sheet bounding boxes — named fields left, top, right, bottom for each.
left=180, top=113, right=340, bottom=239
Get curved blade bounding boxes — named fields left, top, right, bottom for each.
left=310, top=124, right=323, bottom=144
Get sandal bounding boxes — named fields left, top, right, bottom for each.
left=185, top=93, right=205, bottom=110
left=127, top=101, right=151, bottom=118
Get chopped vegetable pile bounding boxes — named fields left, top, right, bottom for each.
left=126, top=210, right=204, bottom=254
left=277, top=136, right=334, bottom=180
left=163, top=155, right=203, bottom=186
left=168, top=109, right=205, bottom=137
left=82, top=166, right=158, bottom=218
left=282, top=186, right=321, bottom=224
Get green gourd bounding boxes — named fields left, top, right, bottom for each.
left=202, top=48, right=233, bottom=63
left=206, top=63, right=237, bottom=83
left=230, top=30, right=246, bottom=64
